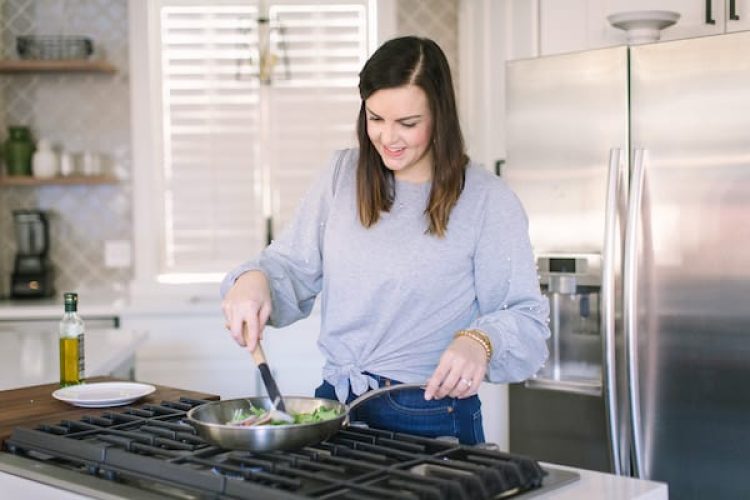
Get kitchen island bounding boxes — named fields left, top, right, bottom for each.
left=532, top=464, right=667, bottom=499
left=0, top=461, right=668, bottom=499
left=0, top=292, right=139, bottom=391
left=0, top=293, right=127, bottom=321
left=0, top=327, right=146, bottom=391
left=0, top=379, right=219, bottom=499
left=0, top=381, right=667, bottom=499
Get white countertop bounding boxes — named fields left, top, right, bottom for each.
left=535, top=464, right=667, bottom=499
left=0, top=286, right=224, bottom=321
left=0, top=294, right=127, bottom=321
left=0, top=460, right=668, bottom=499
left=0, top=473, right=89, bottom=500
left=0, top=327, right=147, bottom=391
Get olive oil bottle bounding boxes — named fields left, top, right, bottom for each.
left=59, top=292, right=85, bottom=386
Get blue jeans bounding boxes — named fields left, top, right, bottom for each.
left=314, top=373, right=485, bottom=445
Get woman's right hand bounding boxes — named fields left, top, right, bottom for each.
left=221, top=270, right=272, bottom=353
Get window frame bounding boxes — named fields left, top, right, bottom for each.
left=127, top=0, right=395, bottom=299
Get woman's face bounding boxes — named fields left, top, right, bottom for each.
left=365, top=84, right=433, bottom=182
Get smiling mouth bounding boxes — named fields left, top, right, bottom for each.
left=383, top=145, right=405, bottom=157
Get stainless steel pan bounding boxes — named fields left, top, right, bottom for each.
left=186, top=383, right=423, bottom=451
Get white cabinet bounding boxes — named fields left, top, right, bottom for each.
left=539, top=0, right=619, bottom=56
left=122, top=305, right=325, bottom=400
left=261, top=314, right=325, bottom=397
left=0, top=318, right=139, bottom=390
left=609, top=0, right=750, bottom=40
left=726, top=0, right=750, bottom=31
left=540, top=0, right=750, bottom=56
left=123, top=311, right=259, bottom=399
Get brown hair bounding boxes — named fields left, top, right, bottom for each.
left=356, top=36, right=468, bottom=237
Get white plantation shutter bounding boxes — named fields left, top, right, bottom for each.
left=157, top=0, right=369, bottom=279
left=267, top=2, right=366, bottom=231
left=160, top=4, right=263, bottom=276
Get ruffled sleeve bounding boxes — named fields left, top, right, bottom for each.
left=219, top=149, right=349, bottom=327
left=468, top=183, right=550, bottom=382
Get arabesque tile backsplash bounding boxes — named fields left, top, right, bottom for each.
left=0, top=0, right=457, bottom=300
left=0, top=0, right=131, bottom=299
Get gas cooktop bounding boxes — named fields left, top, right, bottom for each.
left=1, top=397, right=578, bottom=499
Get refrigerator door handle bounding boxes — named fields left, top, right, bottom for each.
left=624, top=148, right=647, bottom=477
left=602, top=147, right=623, bottom=475
left=524, top=376, right=602, bottom=396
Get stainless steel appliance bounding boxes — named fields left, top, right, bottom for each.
left=0, top=396, right=578, bottom=498
left=505, top=31, right=750, bottom=500
left=11, top=209, right=54, bottom=298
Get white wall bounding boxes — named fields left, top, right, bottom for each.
left=459, top=0, right=538, bottom=174
left=457, top=0, right=541, bottom=452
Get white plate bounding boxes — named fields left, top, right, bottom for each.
left=52, top=382, right=156, bottom=408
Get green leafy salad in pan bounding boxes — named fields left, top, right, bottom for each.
left=228, top=404, right=339, bottom=426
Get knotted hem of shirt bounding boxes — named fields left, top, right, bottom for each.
left=323, top=364, right=379, bottom=403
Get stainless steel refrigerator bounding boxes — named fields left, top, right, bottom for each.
left=504, top=31, right=750, bottom=500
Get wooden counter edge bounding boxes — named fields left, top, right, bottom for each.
left=0, top=377, right=220, bottom=446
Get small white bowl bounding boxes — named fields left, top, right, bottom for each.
left=607, top=10, right=680, bottom=45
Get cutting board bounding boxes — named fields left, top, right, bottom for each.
left=0, top=376, right=219, bottom=445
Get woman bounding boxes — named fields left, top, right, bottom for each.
left=221, top=36, right=549, bottom=444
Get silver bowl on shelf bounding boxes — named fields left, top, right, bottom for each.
left=16, top=35, right=93, bottom=60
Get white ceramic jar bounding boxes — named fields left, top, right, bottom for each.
left=59, top=151, right=75, bottom=176
left=31, top=139, right=58, bottom=178
left=81, top=150, right=101, bottom=176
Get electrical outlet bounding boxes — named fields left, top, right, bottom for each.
left=104, top=240, right=132, bottom=268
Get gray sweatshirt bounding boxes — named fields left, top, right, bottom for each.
left=221, top=148, right=550, bottom=402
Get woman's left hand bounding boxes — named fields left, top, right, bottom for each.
left=424, top=336, right=488, bottom=400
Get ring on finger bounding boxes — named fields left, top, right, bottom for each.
left=460, top=377, right=472, bottom=388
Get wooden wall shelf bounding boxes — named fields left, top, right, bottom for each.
left=0, top=59, right=116, bottom=74
left=0, top=175, right=118, bottom=186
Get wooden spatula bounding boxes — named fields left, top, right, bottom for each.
left=243, top=324, right=292, bottom=420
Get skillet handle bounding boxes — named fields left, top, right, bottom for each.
left=344, top=383, right=425, bottom=425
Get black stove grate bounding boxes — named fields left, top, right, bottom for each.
left=4, top=397, right=546, bottom=499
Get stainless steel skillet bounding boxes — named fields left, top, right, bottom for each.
left=185, top=383, right=423, bottom=451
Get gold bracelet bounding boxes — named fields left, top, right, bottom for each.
left=454, top=329, right=493, bottom=362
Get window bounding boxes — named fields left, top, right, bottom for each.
left=130, top=0, right=376, bottom=289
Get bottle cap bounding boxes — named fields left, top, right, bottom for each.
left=64, top=292, right=78, bottom=311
